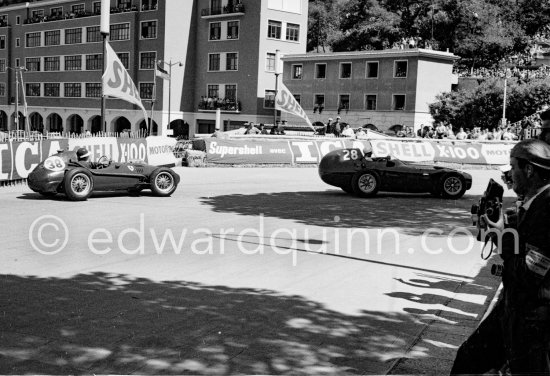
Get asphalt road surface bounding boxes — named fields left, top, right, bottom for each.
left=0, top=167, right=514, bottom=375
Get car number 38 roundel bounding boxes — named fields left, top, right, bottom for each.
left=43, top=156, right=66, bottom=172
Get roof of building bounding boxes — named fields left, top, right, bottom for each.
left=282, top=48, right=459, bottom=62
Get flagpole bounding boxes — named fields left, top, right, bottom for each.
left=100, top=0, right=110, bottom=133
left=150, top=67, right=156, bottom=135
left=273, top=50, right=280, bottom=128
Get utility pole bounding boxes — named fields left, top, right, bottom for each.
left=100, top=0, right=110, bottom=133
left=273, top=50, right=280, bottom=128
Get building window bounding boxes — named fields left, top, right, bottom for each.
left=365, top=94, right=377, bottom=110
left=293, top=94, right=301, bottom=105
left=140, top=52, right=156, bottom=69
left=210, top=0, right=222, bottom=13
left=44, top=56, right=60, bottom=71
left=207, top=84, right=219, bottom=98
left=226, top=53, right=238, bottom=71
left=65, top=28, right=82, bottom=44
left=292, top=64, right=303, bottom=79
left=86, top=54, right=103, bottom=70
left=15, top=38, right=20, bottom=47
left=141, top=21, right=157, bottom=39
left=32, top=9, right=44, bottom=18
left=268, top=20, right=282, bottom=39
left=140, top=83, right=154, bottom=99
left=25, top=57, right=41, bottom=72
left=44, top=30, right=60, bottom=46
left=339, top=94, right=350, bottom=111
left=0, top=59, right=5, bottom=72
left=266, top=53, right=276, bottom=72
left=314, top=94, right=325, bottom=107
left=394, top=60, right=408, bottom=78
left=340, top=62, right=352, bottom=79
left=0, top=15, right=7, bottom=26
left=366, top=62, right=379, bottom=78
left=65, top=55, right=81, bottom=71
left=50, top=7, right=63, bottom=18
left=71, top=4, right=85, bottom=14
left=141, top=0, right=158, bottom=11
left=264, top=89, right=275, bottom=108
left=110, top=23, right=130, bottom=41
left=209, top=22, right=221, bottom=40
left=15, top=58, right=19, bottom=66
left=227, top=21, right=239, bottom=39
left=117, top=0, right=132, bottom=10
left=16, top=16, right=20, bottom=25
left=209, top=53, right=220, bottom=71
left=64, top=83, right=81, bottom=97
left=393, top=94, right=406, bottom=110
left=93, top=2, right=101, bottom=14
left=0, top=83, right=5, bottom=96
left=26, top=32, right=41, bottom=48
left=0, top=36, right=5, bottom=49
left=315, top=63, right=326, bottom=79
left=117, top=52, right=129, bottom=69
left=225, top=84, right=236, bottom=101
left=286, top=23, right=300, bottom=41
left=44, top=83, right=60, bottom=97
left=86, top=83, right=101, bottom=98
left=26, top=83, right=41, bottom=97
left=86, top=26, right=101, bottom=42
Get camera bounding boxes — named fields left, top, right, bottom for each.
left=471, top=179, right=504, bottom=241
left=491, top=263, right=503, bottom=277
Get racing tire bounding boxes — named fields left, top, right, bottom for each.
left=440, top=174, right=466, bottom=199
left=64, top=168, right=94, bottom=201
left=150, top=168, right=177, bottom=197
left=351, top=170, right=380, bottom=198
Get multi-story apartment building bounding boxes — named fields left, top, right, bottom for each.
left=282, top=49, right=459, bottom=132
left=0, top=0, right=308, bottom=137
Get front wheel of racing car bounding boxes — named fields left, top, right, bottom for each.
left=64, top=168, right=94, bottom=201
left=440, top=174, right=466, bottom=199
left=351, top=170, right=380, bottom=198
left=150, top=168, right=178, bottom=197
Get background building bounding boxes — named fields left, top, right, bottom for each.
left=0, top=0, right=308, bottom=137
left=281, top=49, right=458, bottom=132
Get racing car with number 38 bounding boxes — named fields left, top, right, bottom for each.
left=319, top=148, right=472, bottom=199
left=28, top=149, right=179, bottom=201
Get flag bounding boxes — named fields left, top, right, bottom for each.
left=275, top=82, right=314, bottom=130
left=102, top=42, right=149, bottom=121
left=155, top=62, right=170, bottom=80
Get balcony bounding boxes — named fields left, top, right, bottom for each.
left=198, top=97, right=241, bottom=112
left=201, top=3, right=245, bottom=18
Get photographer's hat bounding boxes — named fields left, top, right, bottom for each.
left=511, top=139, right=550, bottom=170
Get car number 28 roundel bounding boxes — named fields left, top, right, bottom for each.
left=341, top=148, right=363, bottom=161
left=43, top=156, right=66, bottom=172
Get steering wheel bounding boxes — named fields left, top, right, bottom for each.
left=96, top=155, right=111, bottom=169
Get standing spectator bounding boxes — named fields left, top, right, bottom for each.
left=456, top=127, right=467, bottom=140
left=341, top=124, right=355, bottom=137
left=244, top=122, right=260, bottom=135
left=277, top=120, right=286, bottom=135
left=326, top=118, right=333, bottom=134
left=435, top=122, right=446, bottom=139
left=539, top=109, right=550, bottom=144
left=259, top=123, right=268, bottom=135
left=355, top=127, right=367, bottom=139
left=333, top=116, right=342, bottom=137
left=502, top=128, right=514, bottom=140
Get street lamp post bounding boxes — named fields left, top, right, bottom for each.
left=158, top=59, right=182, bottom=133
left=8, top=66, right=27, bottom=132
left=273, top=49, right=280, bottom=127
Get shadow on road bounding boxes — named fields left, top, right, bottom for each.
left=201, top=190, right=512, bottom=237
left=0, top=271, right=497, bottom=375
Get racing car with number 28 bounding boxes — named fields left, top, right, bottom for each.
left=319, top=148, right=472, bottom=199
left=28, top=149, right=180, bottom=201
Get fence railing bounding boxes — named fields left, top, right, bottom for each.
left=0, top=129, right=150, bottom=142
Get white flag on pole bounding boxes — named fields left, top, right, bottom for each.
left=275, top=82, right=314, bottom=130
left=155, top=62, right=170, bottom=80
left=102, top=42, right=149, bottom=121
left=19, top=70, right=27, bottom=118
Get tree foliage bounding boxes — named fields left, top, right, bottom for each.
left=429, top=79, right=550, bottom=129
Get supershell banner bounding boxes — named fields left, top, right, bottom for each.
left=205, top=139, right=374, bottom=164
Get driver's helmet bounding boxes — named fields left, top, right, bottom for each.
left=76, top=148, right=91, bottom=161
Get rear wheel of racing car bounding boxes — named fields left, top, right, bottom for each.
left=440, top=174, right=466, bottom=199
left=150, top=168, right=177, bottom=196
left=64, top=168, right=94, bottom=201
left=351, top=170, right=380, bottom=198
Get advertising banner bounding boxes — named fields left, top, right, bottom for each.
left=370, top=140, right=434, bottom=162
left=480, top=143, right=515, bottom=165
left=0, top=139, right=69, bottom=180
left=205, top=139, right=293, bottom=164
left=430, top=141, right=485, bottom=164
left=146, top=136, right=178, bottom=167
left=68, top=137, right=119, bottom=162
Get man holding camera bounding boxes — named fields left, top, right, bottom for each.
left=451, top=139, right=550, bottom=375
